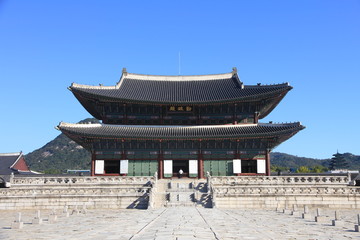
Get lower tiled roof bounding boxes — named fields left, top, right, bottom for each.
left=0, top=152, right=21, bottom=175
left=57, top=122, right=305, bottom=140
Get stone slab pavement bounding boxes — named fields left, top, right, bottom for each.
left=1, top=207, right=360, bottom=240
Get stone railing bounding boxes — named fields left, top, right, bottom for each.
left=212, top=185, right=360, bottom=196
left=11, top=176, right=154, bottom=186
left=210, top=176, right=350, bottom=186
left=147, top=172, right=158, bottom=209
left=0, top=186, right=151, bottom=197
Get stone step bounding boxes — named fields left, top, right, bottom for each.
left=166, top=202, right=195, bottom=207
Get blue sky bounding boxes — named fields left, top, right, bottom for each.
left=0, top=0, right=359, bottom=159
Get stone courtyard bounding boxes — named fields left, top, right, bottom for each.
left=1, top=207, right=360, bottom=240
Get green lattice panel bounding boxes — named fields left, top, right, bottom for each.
left=204, top=160, right=234, bottom=176
left=128, top=160, right=158, bottom=176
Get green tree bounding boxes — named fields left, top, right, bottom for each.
left=296, top=166, right=310, bottom=173
left=311, top=165, right=329, bottom=173
left=43, top=169, right=63, bottom=174
left=271, top=165, right=289, bottom=173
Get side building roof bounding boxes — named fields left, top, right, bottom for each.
left=0, top=152, right=25, bottom=175
left=69, top=68, right=292, bottom=105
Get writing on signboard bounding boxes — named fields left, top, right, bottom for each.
left=168, top=106, right=193, bottom=112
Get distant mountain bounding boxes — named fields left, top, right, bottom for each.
left=25, top=118, right=98, bottom=173
left=25, top=118, right=360, bottom=173
left=271, top=152, right=328, bottom=169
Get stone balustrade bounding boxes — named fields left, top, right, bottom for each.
left=11, top=176, right=154, bottom=186
left=209, top=176, right=360, bottom=209
left=0, top=186, right=150, bottom=197
left=212, top=185, right=360, bottom=196
left=210, top=176, right=350, bottom=186
left=0, top=176, right=154, bottom=210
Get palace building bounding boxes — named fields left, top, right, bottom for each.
left=57, top=68, right=304, bottom=178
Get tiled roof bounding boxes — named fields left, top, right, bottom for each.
left=57, top=122, right=305, bottom=140
left=0, top=152, right=21, bottom=175
left=70, top=70, right=292, bottom=104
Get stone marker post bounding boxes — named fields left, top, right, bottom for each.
left=332, top=210, right=344, bottom=227
left=283, top=203, right=291, bottom=214
left=49, top=209, right=57, bottom=223
left=32, top=210, right=43, bottom=225
left=304, top=205, right=308, bottom=214
left=81, top=204, right=87, bottom=214
left=11, top=212, right=23, bottom=229
left=355, top=214, right=360, bottom=232
left=276, top=203, right=281, bottom=212
left=291, top=204, right=299, bottom=216
left=315, top=208, right=326, bottom=223
left=72, top=205, right=80, bottom=215
left=63, top=205, right=70, bottom=217
left=302, top=205, right=311, bottom=220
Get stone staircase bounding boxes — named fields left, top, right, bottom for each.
left=150, top=178, right=212, bottom=208
left=167, top=180, right=195, bottom=207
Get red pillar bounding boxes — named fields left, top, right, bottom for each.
left=198, top=140, right=204, bottom=179
left=158, top=157, right=164, bottom=179
left=233, top=103, right=237, bottom=124
left=123, top=103, right=128, bottom=124
left=121, top=139, right=127, bottom=176
left=254, top=111, right=259, bottom=124
left=265, top=150, right=271, bottom=176
left=198, top=157, right=204, bottom=179
left=91, top=153, right=95, bottom=176
left=158, top=140, right=164, bottom=179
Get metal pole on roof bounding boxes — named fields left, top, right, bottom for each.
left=178, top=51, right=181, bottom=75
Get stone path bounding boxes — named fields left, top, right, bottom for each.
left=1, top=207, right=360, bottom=240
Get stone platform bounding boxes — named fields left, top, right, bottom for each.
left=1, top=207, right=360, bottom=240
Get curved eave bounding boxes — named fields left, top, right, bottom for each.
left=258, top=86, right=292, bottom=119
left=57, top=122, right=305, bottom=141
left=70, top=89, right=102, bottom=119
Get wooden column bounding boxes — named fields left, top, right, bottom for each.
left=233, top=103, right=237, bottom=124
left=265, top=150, right=271, bottom=176
left=254, top=111, right=259, bottom=124
left=158, top=156, right=164, bottom=179
left=198, top=156, right=204, bottom=179
left=121, top=139, right=127, bottom=176
left=91, top=153, right=96, bottom=176
left=158, top=140, right=164, bottom=179
left=160, top=105, right=164, bottom=124
left=123, top=103, right=128, bottom=124
left=198, top=106, right=203, bottom=124
left=198, top=140, right=204, bottom=179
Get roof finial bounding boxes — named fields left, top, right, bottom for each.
left=232, top=67, right=237, bottom=74
left=122, top=68, right=127, bottom=76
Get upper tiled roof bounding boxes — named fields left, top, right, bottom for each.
left=0, top=152, right=21, bottom=175
left=57, top=122, right=305, bottom=140
left=69, top=68, right=292, bottom=104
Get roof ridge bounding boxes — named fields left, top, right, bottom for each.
left=58, top=122, right=302, bottom=129
left=122, top=72, right=234, bottom=81
left=0, top=152, right=22, bottom=156
left=246, top=82, right=290, bottom=87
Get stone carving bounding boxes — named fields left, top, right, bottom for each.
left=211, top=176, right=349, bottom=186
